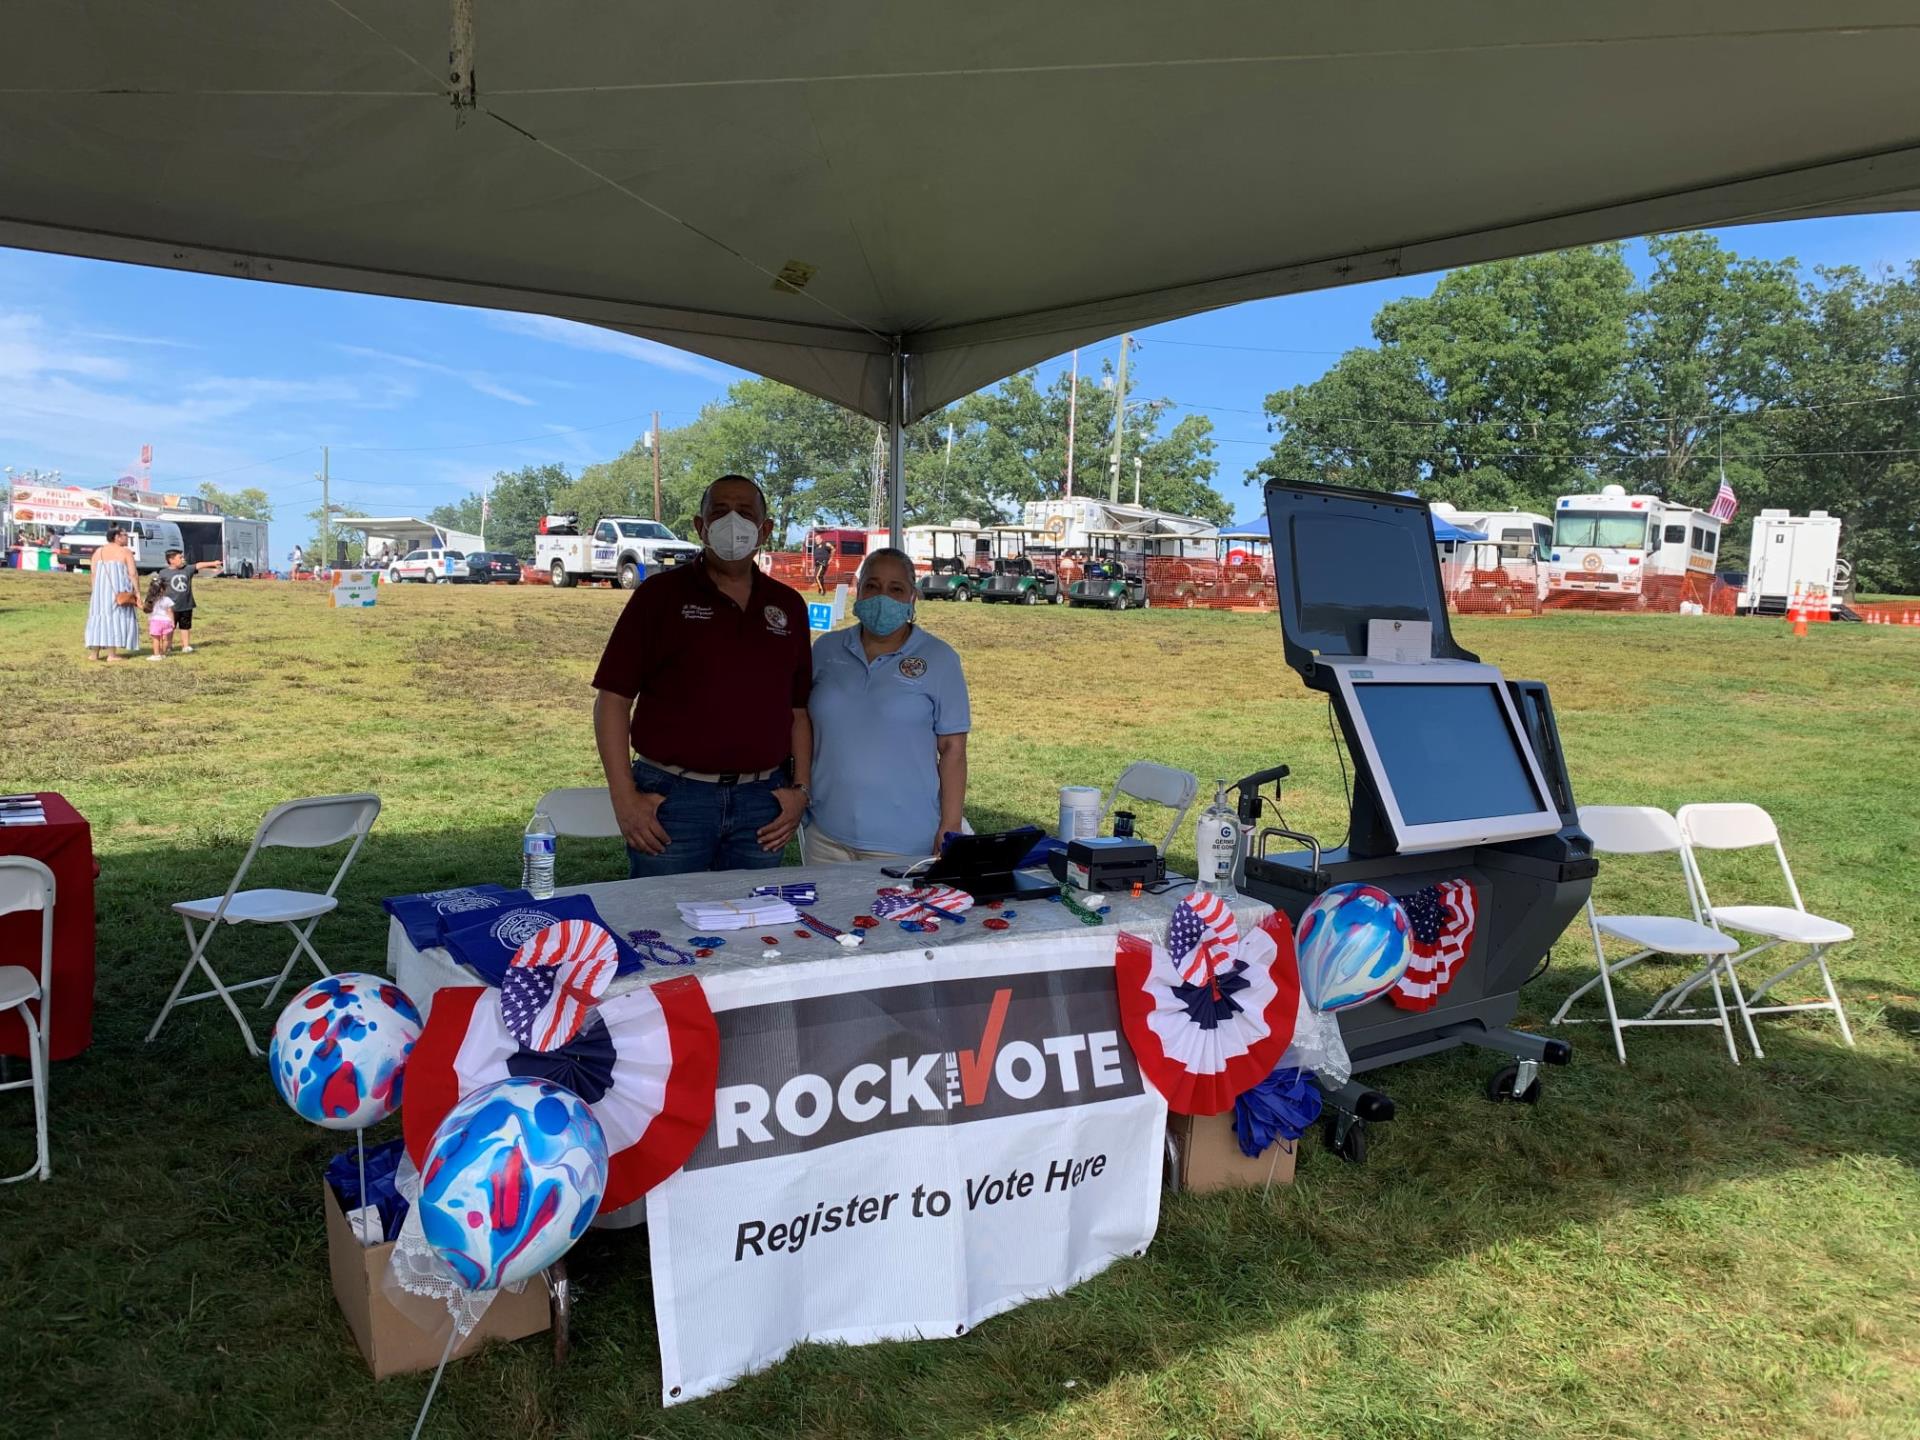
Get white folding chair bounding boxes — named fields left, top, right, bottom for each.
left=1666, top=803, right=1855, bottom=1057
left=148, top=793, right=381, bottom=1058
left=1549, top=807, right=1741, bottom=1065
left=0, top=857, right=55, bottom=1182
left=535, top=786, right=621, bottom=839
left=1101, top=762, right=1200, bottom=856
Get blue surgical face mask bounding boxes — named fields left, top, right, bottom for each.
left=854, top=593, right=914, bottom=638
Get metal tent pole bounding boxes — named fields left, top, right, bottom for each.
left=888, top=342, right=907, bottom=548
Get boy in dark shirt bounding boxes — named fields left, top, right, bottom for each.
left=159, top=548, right=222, bottom=653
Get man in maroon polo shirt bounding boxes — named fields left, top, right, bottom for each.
left=591, top=475, right=813, bottom=877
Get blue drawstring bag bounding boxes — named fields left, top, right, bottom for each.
left=1232, top=1067, right=1324, bottom=1159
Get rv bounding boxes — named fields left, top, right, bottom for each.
left=1021, top=497, right=1215, bottom=558
left=1546, top=485, right=1719, bottom=603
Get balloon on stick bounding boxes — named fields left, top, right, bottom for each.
left=417, top=1076, right=608, bottom=1292
left=269, top=973, right=423, bottom=1216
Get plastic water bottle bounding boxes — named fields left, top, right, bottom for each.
left=522, top=810, right=557, bottom=899
left=1195, top=780, right=1241, bottom=895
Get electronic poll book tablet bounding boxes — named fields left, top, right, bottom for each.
left=1322, top=658, right=1562, bottom=854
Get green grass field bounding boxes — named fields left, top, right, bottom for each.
left=2, top=571, right=1917, bottom=1440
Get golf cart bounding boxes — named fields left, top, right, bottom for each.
left=916, top=526, right=987, bottom=602
left=976, top=527, right=1064, bottom=605
left=1066, top=530, right=1149, bottom=609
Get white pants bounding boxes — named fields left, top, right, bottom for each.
left=799, top=825, right=918, bottom=867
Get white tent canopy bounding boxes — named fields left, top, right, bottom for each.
left=335, top=517, right=484, bottom=558
left=6, top=5, right=1919, bottom=431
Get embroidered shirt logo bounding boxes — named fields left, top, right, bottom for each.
left=898, top=656, right=928, bottom=680
left=764, top=605, right=790, bottom=633
left=681, top=603, right=715, bottom=621
left=490, top=908, right=562, bottom=948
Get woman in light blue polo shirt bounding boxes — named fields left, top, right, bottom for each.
left=804, top=547, right=970, bottom=863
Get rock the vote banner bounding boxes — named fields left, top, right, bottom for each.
left=646, top=933, right=1167, bottom=1403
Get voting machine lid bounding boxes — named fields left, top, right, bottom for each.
left=1264, top=482, right=1478, bottom=686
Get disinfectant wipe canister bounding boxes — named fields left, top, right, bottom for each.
left=1058, top=786, right=1102, bottom=843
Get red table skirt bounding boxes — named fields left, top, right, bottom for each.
left=0, top=792, right=96, bottom=1060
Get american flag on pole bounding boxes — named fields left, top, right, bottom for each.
left=1709, top=475, right=1738, bottom=522
left=1389, top=880, right=1478, bottom=1011
left=499, top=919, right=619, bottom=1050
left=1165, top=889, right=1240, bottom=986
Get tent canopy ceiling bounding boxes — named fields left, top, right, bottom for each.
left=6, top=4, right=1920, bottom=422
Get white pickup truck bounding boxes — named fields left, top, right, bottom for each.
left=535, top=515, right=702, bottom=589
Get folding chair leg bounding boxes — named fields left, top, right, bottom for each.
left=2, top=1005, right=50, bottom=1184
left=259, top=919, right=326, bottom=1011
left=1812, top=948, right=1856, bottom=1048
left=1719, top=948, right=1765, bottom=1060
left=148, top=916, right=211, bottom=1045
left=1704, top=961, right=1740, bottom=1066
left=149, top=915, right=265, bottom=1058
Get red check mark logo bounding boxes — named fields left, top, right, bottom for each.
left=956, top=987, right=1012, bottom=1107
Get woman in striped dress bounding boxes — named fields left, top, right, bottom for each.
left=84, top=525, right=140, bottom=661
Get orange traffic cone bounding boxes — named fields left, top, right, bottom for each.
left=1790, top=595, right=1808, bottom=638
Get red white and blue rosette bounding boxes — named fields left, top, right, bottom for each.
left=405, top=922, right=718, bottom=1211
left=1114, top=893, right=1304, bottom=1116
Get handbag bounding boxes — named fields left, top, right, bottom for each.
left=115, top=589, right=137, bottom=608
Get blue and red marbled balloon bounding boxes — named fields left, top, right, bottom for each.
left=1295, top=883, right=1412, bottom=1013
left=268, top=973, right=422, bottom=1130
left=418, top=1077, right=608, bottom=1291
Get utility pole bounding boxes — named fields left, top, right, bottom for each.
left=320, top=445, right=330, bottom=565
left=1065, top=348, right=1079, bottom=498
left=651, top=411, right=663, bottom=521
left=1133, top=454, right=1143, bottom=506
left=1107, top=334, right=1131, bottom=504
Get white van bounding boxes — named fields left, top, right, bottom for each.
left=57, top=516, right=185, bottom=573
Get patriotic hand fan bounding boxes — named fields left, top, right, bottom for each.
left=499, top=920, right=620, bottom=1051
left=872, top=885, right=975, bottom=924
left=1114, top=893, right=1304, bottom=1116
left=405, top=967, right=718, bottom=1212
left=1389, top=880, right=1479, bottom=1011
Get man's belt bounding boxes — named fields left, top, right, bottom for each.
left=634, top=753, right=782, bottom=786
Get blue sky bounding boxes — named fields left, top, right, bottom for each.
left=4, top=213, right=1917, bottom=552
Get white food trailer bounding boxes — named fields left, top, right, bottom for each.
left=174, top=513, right=271, bottom=577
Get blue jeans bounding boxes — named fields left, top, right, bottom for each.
left=626, top=759, right=788, bottom=878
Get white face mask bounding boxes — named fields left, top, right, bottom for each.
left=703, top=510, right=762, bottom=562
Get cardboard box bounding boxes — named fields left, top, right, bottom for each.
left=1168, top=1111, right=1297, bottom=1194
left=323, top=1183, right=551, bottom=1378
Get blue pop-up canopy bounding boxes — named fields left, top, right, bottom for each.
left=1222, top=515, right=1270, bottom=540
left=1430, top=512, right=1487, bottom=543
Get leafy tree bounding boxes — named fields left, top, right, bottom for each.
left=196, top=481, right=274, bottom=521
left=303, top=504, right=366, bottom=565
left=1766, top=264, right=1920, bottom=593
left=1606, top=233, right=1805, bottom=506
left=427, top=494, right=484, bottom=538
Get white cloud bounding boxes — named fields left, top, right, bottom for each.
left=486, top=312, right=734, bottom=379
left=334, top=344, right=537, bottom=407
left=0, top=312, right=129, bottom=382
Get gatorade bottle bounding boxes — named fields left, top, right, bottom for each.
left=522, top=809, right=557, bottom=899
left=1195, top=780, right=1241, bottom=894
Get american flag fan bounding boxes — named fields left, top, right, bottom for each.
left=871, top=884, right=974, bottom=928
left=500, top=919, right=621, bottom=1051
left=405, top=932, right=719, bottom=1211
left=1388, top=879, right=1479, bottom=1011
left=1114, top=897, right=1305, bottom=1116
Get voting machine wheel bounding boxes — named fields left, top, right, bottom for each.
left=1486, top=1061, right=1544, bottom=1106
left=1321, top=1112, right=1370, bottom=1165
left=546, top=1259, right=572, bottom=1367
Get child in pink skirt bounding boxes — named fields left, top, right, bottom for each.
left=146, top=583, right=176, bottom=661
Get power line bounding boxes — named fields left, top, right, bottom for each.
left=1144, top=338, right=1349, bottom=357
